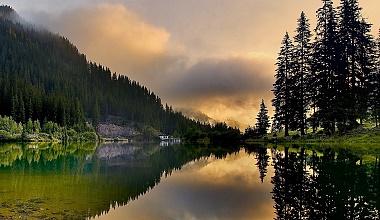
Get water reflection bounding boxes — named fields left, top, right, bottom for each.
left=1, top=142, right=380, bottom=219
left=0, top=142, right=241, bottom=219
left=269, top=144, right=380, bottom=219
left=98, top=146, right=275, bottom=220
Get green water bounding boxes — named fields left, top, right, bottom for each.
left=0, top=142, right=380, bottom=219
left=0, top=142, right=242, bottom=219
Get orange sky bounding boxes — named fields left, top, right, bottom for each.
left=5, top=0, right=380, bottom=129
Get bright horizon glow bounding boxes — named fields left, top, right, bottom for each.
left=3, top=0, right=380, bottom=130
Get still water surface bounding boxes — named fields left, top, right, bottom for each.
left=0, top=142, right=379, bottom=219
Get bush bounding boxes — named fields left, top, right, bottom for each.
left=82, top=132, right=98, bottom=142
left=292, top=134, right=300, bottom=140
left=0, top=130, right=12, bottom=141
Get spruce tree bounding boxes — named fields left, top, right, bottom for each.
left=312, top=0, right=339, bottom=133
left=336, top=0, right=374, bottom=127
left=293, top=11, right=312, bottom=135
left=92, top=101, right=100, bottom=132
left=255, top=99, right=270, bottom=136
left=272, top=32, right=295, bottom=136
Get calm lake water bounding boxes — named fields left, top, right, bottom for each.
left=0, top=142, right=379, bottom=219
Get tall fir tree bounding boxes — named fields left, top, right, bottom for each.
left=293, top=11, right=313, bottom=135
left=272, top=32, right=295, bottom=136
left=92, top=100, right=100, bottom=132
left=336, top=0, right=374, bottom=127
left=312, top=0, right=339, bottom=133
left=255, top=99, right=270, bottom=136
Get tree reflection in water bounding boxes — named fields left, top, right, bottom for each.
left=0, top=142, right=240, bottom=219
left=1, top=142, right=380, bottom=219
left=269, top=144, right=380, bottom=219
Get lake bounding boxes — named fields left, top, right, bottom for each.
left=0, top=142, right=379, bottom=219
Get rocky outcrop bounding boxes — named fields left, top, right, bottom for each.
left=97, top=116, right=138, bottom=139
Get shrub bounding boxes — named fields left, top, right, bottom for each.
left=82, top=132, right=98, bottom=142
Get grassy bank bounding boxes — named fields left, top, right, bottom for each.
left=246, top=126, right=380, bottom=144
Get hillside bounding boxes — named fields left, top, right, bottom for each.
left=0, top=5, right=205, bottom=137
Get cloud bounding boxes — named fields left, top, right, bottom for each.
left=166, top=55, right=273, bottom=99
left=162, top=55, right=275, bottom=128
left=6, top=0, right=380, bottom=129
left=13, top=1, right=288, bottom=128
left=27, top=3, right=175, bottom=86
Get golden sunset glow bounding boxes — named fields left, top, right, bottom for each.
left=6, top=0, right=380, bottom=128
left=99, top=150, right=276, bottom=220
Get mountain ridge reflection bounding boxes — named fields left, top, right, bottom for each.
left=1, top=142, right=380, bottom=219
left=0, top=142, right=240, bottom=219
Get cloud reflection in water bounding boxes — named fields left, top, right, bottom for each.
left=97, top=150, right=275, bottom=220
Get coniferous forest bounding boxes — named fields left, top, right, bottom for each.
left=0, top=5, right=240, bottom=141
left=272, top=0, right=380, bottom=136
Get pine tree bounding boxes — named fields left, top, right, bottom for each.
left=312, top=0, right=339, bottom=133
left=309, top=0, right=337, bottom=132
left=336, top=0, right=374, bottom=127
left=92, top=101, right=100, bottom=132
left=293, top=11, right=313, bottom=135
left=255, top=99, right=270, bottom=137
left=272, top=33, right=295, bottom=136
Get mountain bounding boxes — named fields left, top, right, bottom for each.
left=176, top=107, right=217, bottom=125
left=0, top=5, right=207, bottom=136
left=0, top=5, right=21, bottom=22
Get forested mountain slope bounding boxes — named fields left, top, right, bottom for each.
left=0, top=5, right=201, bottom=135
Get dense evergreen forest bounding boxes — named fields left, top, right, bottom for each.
left=272, top=0, right=380, bottom=136
left=0, top=5, right=242, bottom=140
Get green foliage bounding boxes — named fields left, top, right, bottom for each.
left=141, top=126, right=159, bottom=140
left=0, top=114, right=98, bottom=142
left=81, top=132, right=98, bottom=142
left=0, top=116, right=22, bottom=135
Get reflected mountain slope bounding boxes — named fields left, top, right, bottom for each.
left=0, top=142, right=239, bottom=219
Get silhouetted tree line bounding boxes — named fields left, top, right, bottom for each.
left=272, top=0, right=380, bottom=136
left=0, top=6, right=212, bottom=136
left=183, top=122, right=241, bottom=143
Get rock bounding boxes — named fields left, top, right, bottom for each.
left=97, top=116, right=138, bottom=139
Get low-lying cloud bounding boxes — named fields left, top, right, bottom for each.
left=21, top=3, right=276, bottom=128
left=162, top=55, right=275, bottom=128
left=28, top=4, right=175, bottom=84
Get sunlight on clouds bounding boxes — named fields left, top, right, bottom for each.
left=51, top=3, right=170, bottom=77
left=165, top=53, right=275, bottom=128
left=5, top=0, right=380, bottom=129
left=195, top=95, right=272, bottom=129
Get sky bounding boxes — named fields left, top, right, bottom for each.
left=4, top=0, right=380, bottom=129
